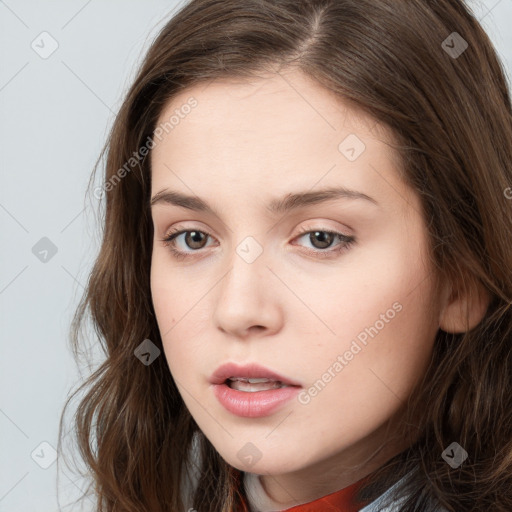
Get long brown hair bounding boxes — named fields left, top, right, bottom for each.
left=58, top=0, right=512, bottom=510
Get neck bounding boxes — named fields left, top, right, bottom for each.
left=256, top=414, right=416, bottom=505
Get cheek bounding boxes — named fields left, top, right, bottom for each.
left=294, top=226, right=438, bottom=390
left=150, top=252, right=212, bottom=376
left=150, top=247, right=197, bottom=333
left=291, top=223, right=435, bottom=350
left=288, top=255, right=438, bottom=457
left=150, top=254, right=182, bottom=362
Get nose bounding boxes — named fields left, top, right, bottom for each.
left=212, top=244, right=283, bottom=340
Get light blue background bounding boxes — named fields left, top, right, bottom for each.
left=1, top=1, right=511, bottom=510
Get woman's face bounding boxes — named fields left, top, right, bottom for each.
left=150, top=68, right=445, bottom=503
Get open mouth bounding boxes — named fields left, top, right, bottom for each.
left=212, top=376, right=301, bottom=418
left=226, top=377, right=295, bottom=392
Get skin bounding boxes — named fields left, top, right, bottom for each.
left=149, top=68, right=468, bottom=506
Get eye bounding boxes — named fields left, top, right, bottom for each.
left=159, top=226, right=356, bottom=260
left=160, top=228, right=215, bottom=260
left=293, top=226, right=355, bottom=259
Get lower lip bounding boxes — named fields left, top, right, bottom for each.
left=212, top=382, right=301, bottom=418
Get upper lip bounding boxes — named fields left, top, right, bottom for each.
left=209, top=362, right=302, bottom=386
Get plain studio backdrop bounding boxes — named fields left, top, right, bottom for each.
left=0, top=1, right=510, bottom=510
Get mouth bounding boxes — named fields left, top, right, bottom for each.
left=225, top=377, right=296, bottom=392
left=209, top=362, right=302, bottom=417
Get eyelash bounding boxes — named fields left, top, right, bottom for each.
left=159, top=225, right=356, bottom=261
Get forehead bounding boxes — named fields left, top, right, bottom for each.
left=154, top=69, right=381, bottom=144
left=150, top=69, right=411, bottom=212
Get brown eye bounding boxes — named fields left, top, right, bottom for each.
left=308, top=231, right=335, bottom=249
left=161, top=226, right=355, bottom=261
left=161, top=229, right=214, bottom=258
left=182, top=231, right=208, bottom=250
left=294, top=227, right=356, bottom=259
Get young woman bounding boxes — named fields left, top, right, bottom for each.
left=59, top=0, right=512, bottom=510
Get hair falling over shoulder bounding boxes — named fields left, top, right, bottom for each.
left=58, top=1, right=512, bottom=510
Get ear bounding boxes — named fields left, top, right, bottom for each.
left=438, top=276, right=491, bottom=333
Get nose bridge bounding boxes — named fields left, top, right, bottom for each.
left=221, top=234, right=267, bottom=303
left=213, top=233, right=280, bottom=335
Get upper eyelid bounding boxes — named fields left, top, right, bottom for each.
left=162, top=217, right=354, bottom=236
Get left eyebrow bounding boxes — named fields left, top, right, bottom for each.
left=150, top=186, right=379, bottom=216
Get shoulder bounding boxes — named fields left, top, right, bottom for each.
left=358, top=474, right=449, bottom=512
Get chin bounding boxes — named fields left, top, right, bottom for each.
left=219, top=446, right=307, bottom=475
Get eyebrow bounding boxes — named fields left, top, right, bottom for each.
left=150, top=186, right=379, bottom=216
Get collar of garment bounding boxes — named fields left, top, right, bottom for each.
left=242, top=469, right=449, bottom=512
left=242, top=471, right=374, bottom=512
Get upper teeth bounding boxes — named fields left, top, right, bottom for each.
left=227, top=377, right=290, bottom=392
left=228, top=377, right=277, bottom=383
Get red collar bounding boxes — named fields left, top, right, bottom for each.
left=279, top=474, right=371, bottom=512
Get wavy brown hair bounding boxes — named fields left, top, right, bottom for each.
left=58, top=0, right=512, bottom=510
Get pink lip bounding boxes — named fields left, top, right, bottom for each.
left=209, top=362, right=302, bottom=418
left=212, top=383, right=301, bottom=418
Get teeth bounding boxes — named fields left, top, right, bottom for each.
left=227, top=377, right=290, bottom=392
left=228, top=377, right=275, bottom=383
